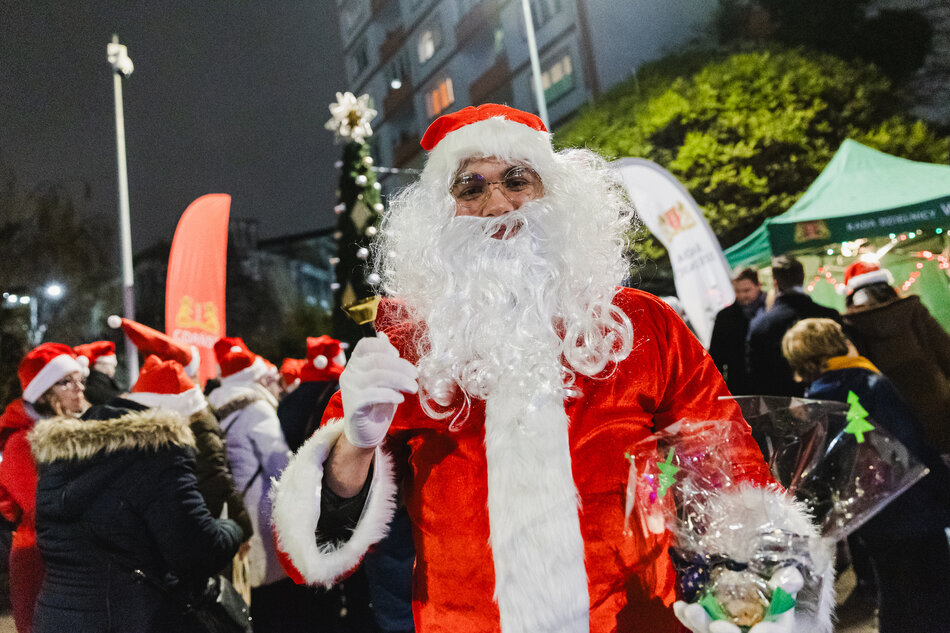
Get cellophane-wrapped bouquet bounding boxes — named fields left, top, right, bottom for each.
left=624, top=396, right=928, bottom=631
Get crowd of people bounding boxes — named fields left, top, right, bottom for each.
left=0, top=102, right=947, bottom=633
left=0, top=326, right=405, bottom=633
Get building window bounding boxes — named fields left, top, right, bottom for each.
left=426, top=78, right=455, bottom=117
left=531, top=0, right=563, bottom=27
left=541, top=53, right=573, bottom=103
left=417, top=20, right=442, bottom=63
left=387, top=51, right=411, bottom=89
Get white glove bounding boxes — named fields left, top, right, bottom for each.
left=674, top=566, right=803, bottom=633
left=340, top=333, right=418, bottom=449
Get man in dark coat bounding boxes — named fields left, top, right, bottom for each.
left=747, top=255, right=840, bottom=396
left=277, top=336, right=345, bottom=453
left=708, top=267, right=765, bottom=395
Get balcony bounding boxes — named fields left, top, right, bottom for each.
left=383, top=81, right=413, bottom=116
left=379, top=25, right=408, bottom=64
left=469, top=55, right=511, bottom=106
left=455, top=0, right=504, bottom=47
left=392, top=134, right=421, bottom=167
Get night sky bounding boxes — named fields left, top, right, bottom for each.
left=0, top=2, right=348, bottom=251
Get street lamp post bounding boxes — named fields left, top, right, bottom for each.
left=107, top=35, right=139, bottom=378
left=520, top=0, right=550, bottom=129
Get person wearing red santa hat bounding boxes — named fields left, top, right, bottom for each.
left=28, top=364, right=246, bottom=633
left=107, top=315, right=201, bottom=379
left=272, top=104, right=835, bottom=633
left=207, top=338, right=296, bottom=630
left=0, top=343, right=87, bottom=632
left=74, top=341, right=122, bottom=406
left=842, top=259, right=950, bottom=458
left=277, top=336, right=346, bottom=453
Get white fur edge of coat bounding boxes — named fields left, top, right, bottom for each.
left=709, top=484, right=835, bottom=633
left=270, top=418, right=397, bottom=588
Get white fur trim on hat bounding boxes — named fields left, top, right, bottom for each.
left=185, top=345, right=201, bottom=377
left=94, top=354, right=118, bottom=370
left=271, top=419, right=397, bottom=588
left=846, top=269, right=893, bottom=292
left=124, top=386, right=208, bottom=417
left=422, top=117, right=555, bottom=188
left=23, top=354, right=84, bottom=404
left=220, top=356, right=268, bottom=385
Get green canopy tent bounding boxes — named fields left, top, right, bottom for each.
left=723, top=139, right=950, bottom=329
left=725, top=139, right=950, bottom=268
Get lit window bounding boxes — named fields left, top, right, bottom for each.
left=541, top=53, right=573, bottom=102
left=426, top=78, right=455, bottom=117
left=417, top=21, right=442, bottom=63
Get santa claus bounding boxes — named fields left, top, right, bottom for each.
left=273, top=104, right=833, bottom=633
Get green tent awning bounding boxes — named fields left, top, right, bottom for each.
left=725, top=140, right=950, bottom=268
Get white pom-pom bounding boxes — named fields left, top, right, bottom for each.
left=107, top=315, right=122, bottom=329
left=313, top=355, right=328, bottom=369
left=230, top=346, right=243, bottom=353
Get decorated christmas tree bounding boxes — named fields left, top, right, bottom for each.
left=324, top=92, right=384, bottom=349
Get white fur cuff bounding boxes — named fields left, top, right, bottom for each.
left=270, top=419, right=397, bottom=588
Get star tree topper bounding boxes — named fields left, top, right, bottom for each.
left=325, top=91, right=377, bottom=144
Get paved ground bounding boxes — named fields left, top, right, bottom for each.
left=0, top=569, right=878, bottom=632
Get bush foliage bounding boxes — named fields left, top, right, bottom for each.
left=554, top=48, right=950, bottom=260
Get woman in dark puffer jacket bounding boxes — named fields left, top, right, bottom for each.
left=28, top=401, right=245, bottom=633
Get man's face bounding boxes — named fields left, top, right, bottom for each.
left=732, top=279, right=761, bottom=306
left=451, top=158, right=543, bottom=230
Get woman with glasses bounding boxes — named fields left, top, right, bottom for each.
left=0, top=343, right=88, bottom=632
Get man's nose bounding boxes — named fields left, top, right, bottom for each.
left=480, top=184, right=517, bottom=217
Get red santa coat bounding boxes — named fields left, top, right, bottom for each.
left=273, top=289, right=773, bottom=633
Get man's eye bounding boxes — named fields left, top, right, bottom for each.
left=457, top=184, right=485, bottom=200
left=505, top=177, right=530, bottom=191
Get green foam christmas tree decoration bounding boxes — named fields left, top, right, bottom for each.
left=844, top=390, right=874, bottom=443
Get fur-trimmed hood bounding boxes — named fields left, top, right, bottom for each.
left=29, top=407, right=195, bottom=465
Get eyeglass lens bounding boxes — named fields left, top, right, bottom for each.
left=451, top=166, right=541, bottom=202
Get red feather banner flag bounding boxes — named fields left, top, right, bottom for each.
left=165, top=194, right=230, bottom=384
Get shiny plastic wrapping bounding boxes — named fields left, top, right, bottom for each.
left=625, top=396, right=928, bottom=630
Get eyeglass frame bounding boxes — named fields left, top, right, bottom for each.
left=52, top=375, right=85, bottom=390
left=450, top=163, right=544, bottom=208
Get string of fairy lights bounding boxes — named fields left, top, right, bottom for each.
left=806, top=227, right=950, bottom=294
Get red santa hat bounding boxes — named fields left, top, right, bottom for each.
left=299, top=335, right=346, bottom=383
left=74, top=341, right=117, bottom=372
left=280, top=358, right=306, bottom=386
left=844, top=260, right=894, bottom=292
left=419, top=103, right=552, bottom=186
left=213, top=337, right=269, bottom=382
left=18, top=342, right=86, bottom=404
left=108, top=315, right=201, bottom=377
left=124, top=355, right=207, bottom=416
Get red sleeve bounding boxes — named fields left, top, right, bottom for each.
left=0, top=431, right=38, bottom=519
left=622, top=290, right=772, bottom=487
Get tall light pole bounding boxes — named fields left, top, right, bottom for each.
left=520, top=0, right=549, bottom=129
left=107, top=35, right=139, bottom=378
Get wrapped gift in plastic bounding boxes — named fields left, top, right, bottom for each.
left=625, top=396, right=928, bottom=631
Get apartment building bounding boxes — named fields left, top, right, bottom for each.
left=334, top=0, right=717, bottom=185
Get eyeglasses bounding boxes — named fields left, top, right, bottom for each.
left=53, top=376, right=84, bottom=390
left=450, top=165, right=543, bottom=206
